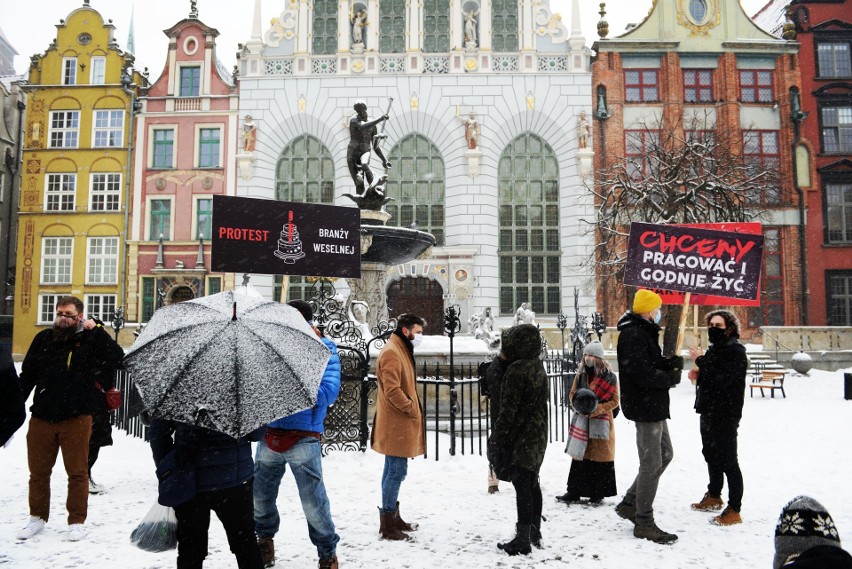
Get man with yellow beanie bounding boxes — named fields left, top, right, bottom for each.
left=614, top=289, right=683, bottom=545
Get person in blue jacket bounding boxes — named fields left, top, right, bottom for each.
left=253, top=299, right=341, bottom=569
left=148, top=418, right=265, bottom=569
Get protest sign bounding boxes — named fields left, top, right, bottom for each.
left=211, top=195, right=361, bottom=278
left=624, top=221, right=764, bottom=302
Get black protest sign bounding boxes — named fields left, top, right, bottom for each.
left=211, top=196, right=361, bottom=278
left=624, top=222, right=764, bottom=301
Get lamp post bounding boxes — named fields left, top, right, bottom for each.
left=110, top=306, right=125, bottom=342
left=444, top=304, right=462, bottom=456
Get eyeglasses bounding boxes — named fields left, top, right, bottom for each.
left=56, top=312, right=79, bottom=319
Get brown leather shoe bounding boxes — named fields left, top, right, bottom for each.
left=379, top=508, right=412, bottom=541
left=691, top=492, right=724, bottom=512
left=318, top=555, right=339, bottom=569
left=392, top=502, right=418, bottom=532
left=710, top=507, right=742, bottom=526
left=258, top=537, right=275, bottom=567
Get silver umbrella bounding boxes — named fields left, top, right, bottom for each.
left=124, top=290, right=331, bottom=438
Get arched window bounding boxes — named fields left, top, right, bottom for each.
left=386, top=134, right=445, bottom=246
left=312, top=1, right=338, bottom=54
left=491, top=0, right=518, bottom=52
left=275, top=135, right=335, bottom=301
left=498, top=134, right=560, bottom=315
left=423, top=0, right=450, bottom=53
left=379, top=0, right=406, bottom=53
left=689, top=0, right=708, bottom=23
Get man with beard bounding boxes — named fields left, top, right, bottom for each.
left=371, top=313, right=426, bottom=541
left=16, top=296, right=124, bottom=542
left=347, top=100, right=390, bottom=195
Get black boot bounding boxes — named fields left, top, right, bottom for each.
left=497, top=524, right=532, bottom=556
left=530, top=523, right=542, bottom=549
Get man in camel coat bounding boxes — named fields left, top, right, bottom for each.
left=371, top=313, right=426, bottom=541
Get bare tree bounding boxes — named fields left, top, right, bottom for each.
left=588, top=114, right=778, bottom=355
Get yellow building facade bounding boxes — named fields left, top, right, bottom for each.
left=12, top=5, right=144, bottom=355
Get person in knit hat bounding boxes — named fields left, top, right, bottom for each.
left=774, top=496, right=852, bottom=568
left=614, top=289, right=684, bottom=545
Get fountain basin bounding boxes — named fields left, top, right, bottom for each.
left=361, top=225, right=435, bottom=265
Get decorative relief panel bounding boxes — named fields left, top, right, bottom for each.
left=423, top=56, right=449, bottom=74
left=312, top=58, right=337, bottom=74
left=492, top=56, right=519, bottom=72
left=537, top=56, right=569, bottom=72
left=379, top=57, right=405, bottom=73
left=265, top=59, right=293, bottom=75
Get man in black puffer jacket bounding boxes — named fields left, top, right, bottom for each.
left=614, top=290, right=682, bottom=545
left=688, top=309, right=748, bottom=527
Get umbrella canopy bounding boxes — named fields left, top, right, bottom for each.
left=125, top=290, right=331, bottom=438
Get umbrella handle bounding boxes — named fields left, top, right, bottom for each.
left=232, top=302, right=237, bottom=321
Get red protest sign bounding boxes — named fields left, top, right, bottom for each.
left=624, top=222, right=764, bottom=303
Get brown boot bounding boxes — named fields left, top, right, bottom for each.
left=393, top=502, right=419, bottom=532
left=318, top=555, right=339, bottom=569
left=691, top=492, right=724, bottom=512
left=379, top=508, right=412, bottom=541
left=258, top=537, right=275, bottom=567
left=710, top=507, right=742, bottom=526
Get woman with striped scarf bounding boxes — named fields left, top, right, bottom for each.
left=557, top=341, right=620, bottom=505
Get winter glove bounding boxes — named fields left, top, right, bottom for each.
left=668, top=369, right=682, bottom=387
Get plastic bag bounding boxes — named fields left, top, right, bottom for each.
left=130, top=501, right=178, bottom=552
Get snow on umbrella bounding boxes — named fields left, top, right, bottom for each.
left=124, top=290, right=331, bottom=439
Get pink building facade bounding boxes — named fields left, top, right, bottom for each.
left=128, top=11, right=238, bottom=324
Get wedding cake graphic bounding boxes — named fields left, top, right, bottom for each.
left=273, top=210, right=306, bottom=264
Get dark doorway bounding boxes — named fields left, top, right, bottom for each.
left=387, top=277, right=444, bottom=335
left=170, top=286, right=195, bottom=304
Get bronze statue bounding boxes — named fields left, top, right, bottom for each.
left=347, top=100, right=390, bottom=196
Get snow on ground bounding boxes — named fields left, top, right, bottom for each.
left=1, top=366, right=851, bottom=568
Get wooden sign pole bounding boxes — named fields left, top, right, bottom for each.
left=674, top=292, right=691, bottom=356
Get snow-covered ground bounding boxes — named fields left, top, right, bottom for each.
left=2, top=366, right=850, bottom=568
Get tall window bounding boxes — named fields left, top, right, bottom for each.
left=150, top=199, right=171, bottom=240
left=196, top=198, right=213, bottom=240
left=198, top=128, right=221, bottom=168
left=821, top=106, right=852, bottom=153
left=423, top=0, right=450, bottom=52
left=49, top=111, right=80, bottom=148
left=85, top=294, right=117, bottom=322
left=625, top=70, right=660, bottom=102
left=498, top=134, right=560, bottom=316
left=379, top=0, right=405, bottom=53
left=817, top=42, right=851, bottom=78
left=275, top=135, right=335, bottom=301
left=683, top=69, right=713, bottom=103
left=152, top=129, right=175, bottom=169
left=827, top=271, right=852, bottom=325
left=45, top=173, right=76, bottom=211
left=90, top=173, right=121, bottom=211
left=39, top=294, right=71, bottom=324
left=86, top=237, right=119, bottom=284
left=739, top=70, right=773, bottom=103
left=41, top=237, right=73, bottom=284
left=312, top=0, right=337, bottom=54
left=207, top=276, right=222, bottom=296
left=492, top=0, right=518, bottom=52
left=179, top=66, right=201, bottom=97
left=386, top=135, right=445, bottom=245
left=141, top=277, right=156, bottom=322
left=62, top=57, right=77, bottom=85
left=625, top=130, right=660, bottom=179
left=743, top=130, right=781, bottom=204
left=748, top=229, right=784, bottom=327
left=93, top=110, right=124, bottom=147
left=90, top=57, right=106, bottom=84
left=826, top=182, right=852, bottom=244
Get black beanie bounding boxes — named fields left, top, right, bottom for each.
left=287, top=299, right=313, bottom=324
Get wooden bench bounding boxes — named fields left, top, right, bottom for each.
left=749, top=370, right=786, bottom=398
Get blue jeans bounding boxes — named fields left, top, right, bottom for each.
left=381, top=455, right=408, bottom=512
left=253, top=437, right=339, bottom=559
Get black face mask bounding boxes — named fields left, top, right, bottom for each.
left=708, top=327, right=727, bottom=345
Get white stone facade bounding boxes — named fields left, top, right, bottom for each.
left=236, top=0, right=595, bottom=328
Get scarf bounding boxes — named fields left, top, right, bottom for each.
left=564, top=370, right=616, bottom=460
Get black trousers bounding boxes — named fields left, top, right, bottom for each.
left=510, top=467, right=542, bottom=527
left=700, top=414, right=743, bottom=512
left=174, top=479, right=263, bottom=569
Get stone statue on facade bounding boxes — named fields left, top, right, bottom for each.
left=457, top=110, right=480, bottom=150
left=241, top=115, right=257, bottom=152
left=351, top=9, right=367, bottom=50
left=348, top=299, right=372, bottom=340
left=577, top=111, right=591, bottom=149
left=470, top=306, right=500, bottom=348
left=513, top=302, right=537, bottom=326
left=463, top=8, right=480, bottom=48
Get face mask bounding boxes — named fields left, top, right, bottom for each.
left=410, top=333, right=424, bottom=348
left=708, top=327, right=727, bottom=344
left=654, top=310, right=662, bottom=324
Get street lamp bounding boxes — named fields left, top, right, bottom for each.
left=110, top=306, right=125, bottom=342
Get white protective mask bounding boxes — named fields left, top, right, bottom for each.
left=410, top=333, right=424, bottom=348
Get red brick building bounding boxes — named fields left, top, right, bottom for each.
left=591, top=0, right=806, bottom=331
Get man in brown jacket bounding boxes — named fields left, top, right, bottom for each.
left=371, top=313, right=426, bottom=541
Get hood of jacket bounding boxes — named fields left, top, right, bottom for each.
left=502, top=324, right=542, bottom=362
left=617, top=310, right=660, bottom=333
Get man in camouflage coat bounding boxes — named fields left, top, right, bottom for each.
left=489, top=324, right=549, bottom=556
